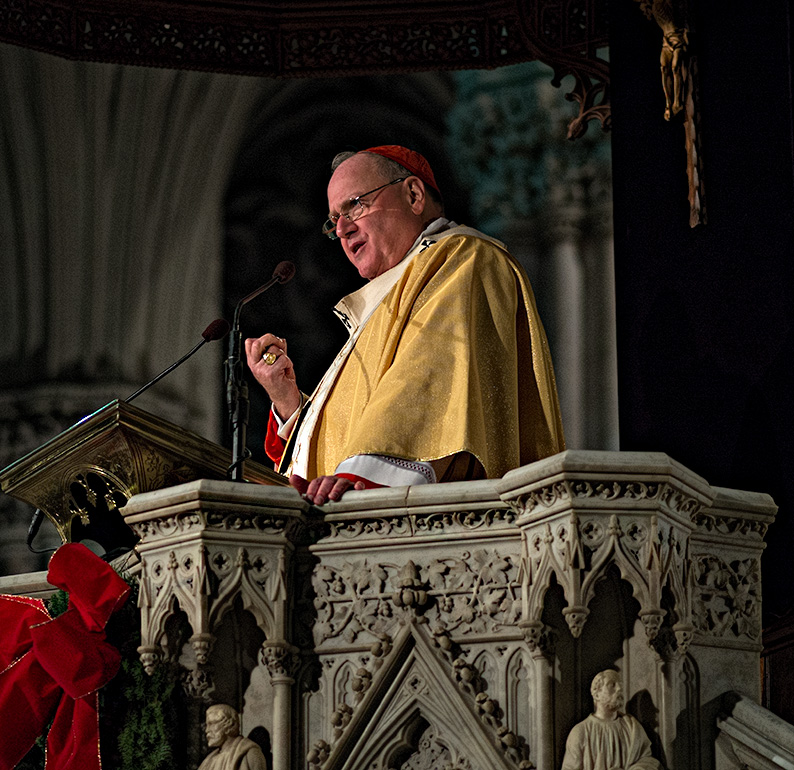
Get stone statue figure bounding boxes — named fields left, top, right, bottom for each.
left=561, top=670, right=661, bottom=770
left=198, top=704, right=268, bottom=770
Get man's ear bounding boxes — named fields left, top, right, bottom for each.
left=406, top=177, right=427, bottom=213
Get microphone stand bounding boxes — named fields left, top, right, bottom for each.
left=226, top=271, right=290, bottom=482
left=226, top=301, right=250, bottom=482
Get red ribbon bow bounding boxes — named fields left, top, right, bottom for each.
left=0, top=542, right=130, bottom=770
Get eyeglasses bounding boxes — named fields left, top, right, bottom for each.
left=322, top=177, right=406, bottom=240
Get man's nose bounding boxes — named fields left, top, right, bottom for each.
left=337, top=216, right=356, bottom=239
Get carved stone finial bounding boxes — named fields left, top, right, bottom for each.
left=392, top=560, right=429, bottom=610
left=331, top=702, right=354, bottom=738
left=452, top=657, right=477, bottom=686
left=370, top=635, right=393, bottom=669
left=351, top=667, right=372, bottom=702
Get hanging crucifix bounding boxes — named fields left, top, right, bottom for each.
left=634, top=0, right=706, bottom=227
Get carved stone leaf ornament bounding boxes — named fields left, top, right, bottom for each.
left=313, top=550, right=523, bottom=646
left=692, top=555, right=761, bottom=640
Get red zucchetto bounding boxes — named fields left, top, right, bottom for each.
left=363, top=145, right=440, bottom=194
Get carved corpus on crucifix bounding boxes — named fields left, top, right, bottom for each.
left=634, top=0, right=705, bottom=227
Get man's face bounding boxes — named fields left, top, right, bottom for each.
left=327, top=154, right=424, bottom=280
left=205, top=711, right=229, bottom=748
left=594, top=673, right=625, bottom=713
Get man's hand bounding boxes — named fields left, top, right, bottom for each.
left=290, top=474, right=367, bottom=505
left=245, top=333, right=302, bottom=419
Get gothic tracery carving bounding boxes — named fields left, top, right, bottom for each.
left=0, top=0, right=610, bottom=138
left=519, top=510, right=694, bottom=651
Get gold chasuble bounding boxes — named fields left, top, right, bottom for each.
left=290, top=225, right=564, bottom=481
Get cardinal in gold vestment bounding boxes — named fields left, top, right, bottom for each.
left=303, top=225, right=564, bottom=481
left=246, top=145, right=564, bottom=504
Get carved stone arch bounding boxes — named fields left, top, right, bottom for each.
left=387, top=718, right=468, bottom=770
left=579, top=516, right=655, bottom=618
left=671, top=653, right=701, bottom=769
left=207, top=547, right=278, bottom=640
left=379, top=710, right=432, bottom=769
left=504, top=646, right=533, bottom=739
left=547, top=566, right=651, bottom=767
left=207, top=594, right=267, bottom=711
left=471, top=648, right=498, bottom=698
left=521, top=521, right=575, bottom=642
left=523, top=513, right=658, bottom=643
left=162, top=598, right=194, bottom=661
left=574, top=566, right=642, bottom=684
left=333, top=659, right=357, bottom=712
left=323, top=623, right=524, bottom=770
left=140, top=548, right=209, bottom=658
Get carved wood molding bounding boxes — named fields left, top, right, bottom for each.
left=0, top=0, right=607, bottom=75
left=0, top=0, right=610, bottom=134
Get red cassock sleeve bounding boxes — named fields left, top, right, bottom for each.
left=335, top=473, right=384, bottom=489
left=265, top=410, right=287, bottom=466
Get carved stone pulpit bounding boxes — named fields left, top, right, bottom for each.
left=119, top=450, right=777, bottom=770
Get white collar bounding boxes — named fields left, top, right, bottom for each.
left=333, top=218, right=455, bottom=333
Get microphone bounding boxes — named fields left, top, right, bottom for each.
left=226, top=261, right=296, bottom=482
left=202, top=318, right=234, bottom=342
left=26, top=317, right=230, bottom=552
left=125, top=318, right=231, bottom=403
left=234, top=261, right=296, bottom=316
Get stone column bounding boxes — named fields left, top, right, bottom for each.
left=261, top=641, right=300, bottom=770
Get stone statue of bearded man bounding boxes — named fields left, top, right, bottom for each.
left=198, top=704, right=268, bottom=770
left=561, top=670, right=661, bottom=770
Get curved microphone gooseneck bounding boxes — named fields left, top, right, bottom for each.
left=26, top=317, right=232, bottom=554
left=226, top=260, right=296, bottom=482
left=125, top=318, right=231, bottom=403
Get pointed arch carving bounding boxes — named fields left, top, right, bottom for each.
left=519, top=507, right=696, bottom=653
left=207, top=546, right=278, bottom=639
left=134, top=508, right=303, bottom=676
left=317, top=623, right=531, bottom=770
left=505, top=647, right=533, bottom=738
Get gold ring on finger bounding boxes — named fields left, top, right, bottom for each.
left=262, top=351, right=278, bottom=365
